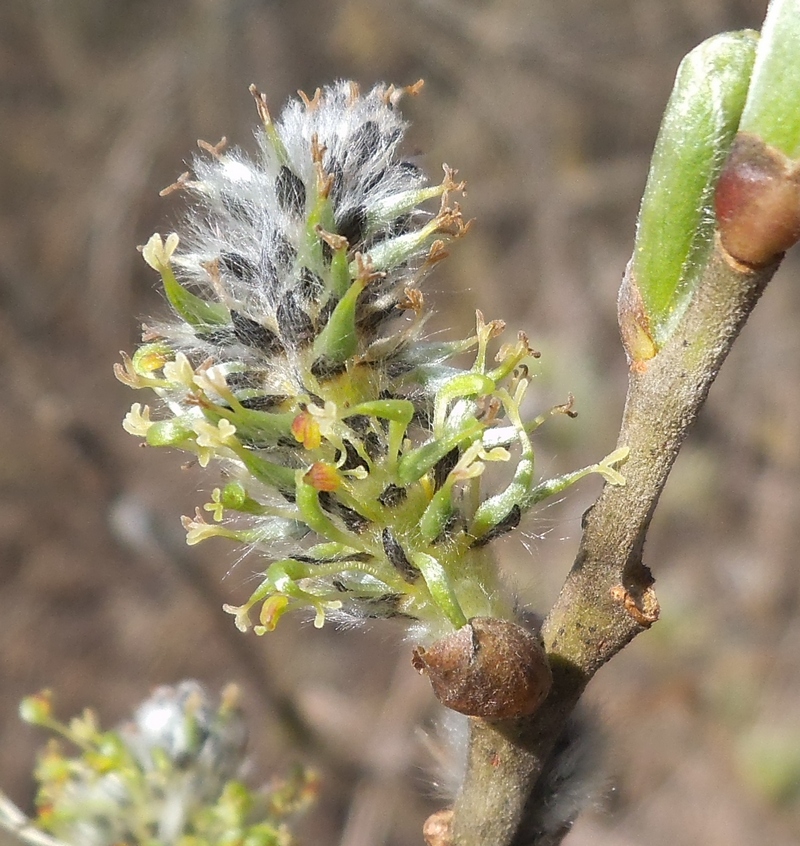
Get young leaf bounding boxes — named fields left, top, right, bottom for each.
left=738, top=0, right=800, bottom=158
left=625, top=30, right=757, bottom=356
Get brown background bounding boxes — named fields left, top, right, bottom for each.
left=3, top=1, right=800, bottom=844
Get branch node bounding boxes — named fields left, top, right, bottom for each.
left=609, top=584, right=660, bottom=628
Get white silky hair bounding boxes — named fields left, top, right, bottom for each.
left=424, top=702, right=606, bottom=845
left=174, top=81, right=428, bottom=343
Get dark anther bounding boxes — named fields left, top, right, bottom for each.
left=432, top=511, right=459, bottom=545
left=318, top=492, right=370, bottom=533
left=356, top=300, right=400, bottom=337
left=397, top=160, right=422, bottom=178
left=411, top=401, right=432, bottom=429
left=221, top=192, right=253, bottom=222
left=294, top=552, right=372, bottom=564
left=311, top=356, right=347, bottom=381
left=196, top=327, right=236, bottom=347
left=335, top=205, right=367, bottom=247
left=362, top=166, right=387, bottom=195
left=236, top=433, right=276, bottom=450
left=220, top=251, right=256, bottom=282
left=378, top=484, right=407, bottom=508
left=384, top=127, right=402, bottom=146
left=346, top=414, right=371, bottom=433
left=471, top=504, right=522, bottom=548
left=382, top=356, right=415, bottom=380
left=275, top=165, right=306, bottom=217
left=273, top=234, right=297, bottom=269
left=297, top=267, right=324, bottom=301
left=276, top=293, right=315, bottom=346
left=390, top=212, right=413, bottom=237
left=262, top=256, right=280, bottom=290
left=339, top=441, right=369, bottom=473
left=382, top=528, right=419, bottom=582
left=224, top=371, right=262, bottom=391
left=316, top=296, right=338, bottom=331
left=355, top=279, right=381, bottom=306
left=231, top=310, right=284, bottom=354
left=337, top=504, right=370, bottom=534
left=318, top=491, right=339, bottom=514
left=351, top=595, right=417, bottom=620
left=351, top=120, right=382, bottom=166
left=364, top=431, right=385, bottom=460
left=239, top=394, right=288, bottom=411
left=369, top=212, right=413, bottom=247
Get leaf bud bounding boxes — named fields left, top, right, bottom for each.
left=715, top=133, right=800, bottom=267
left=412, top=617, right=552, bottom=719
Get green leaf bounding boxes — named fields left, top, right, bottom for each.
left=739, top=0, right=800, bottom=157
left=631, top=30, right=758, bottom=348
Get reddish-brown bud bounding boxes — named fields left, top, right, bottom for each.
left=412, top=617, right=552, bottom=719
left=715, top=133, right=800, bottom=267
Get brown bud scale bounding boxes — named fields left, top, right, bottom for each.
left=618, top=263, right=658, bottom=370
left=412, top=617, right=552, bottom=719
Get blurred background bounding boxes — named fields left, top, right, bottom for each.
left=3, top=1, right=800, bottom=844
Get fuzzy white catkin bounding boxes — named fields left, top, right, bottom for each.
left=42, top=682, right=250, bottom=846
left=122, top=77, right=629, bottom=640
left=172, top=80, right=428, bottom=374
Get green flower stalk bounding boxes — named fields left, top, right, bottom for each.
left=4, top=683, right=316, bottom=846
left=118, top=80, right=627, bottom=642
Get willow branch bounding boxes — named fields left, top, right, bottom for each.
left=449, top=241, right=781, bottom=846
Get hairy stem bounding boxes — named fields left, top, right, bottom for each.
left=449, top=241, right=780, bottom=846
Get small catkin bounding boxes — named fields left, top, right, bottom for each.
left=119, top=80, right=627, bottom=642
